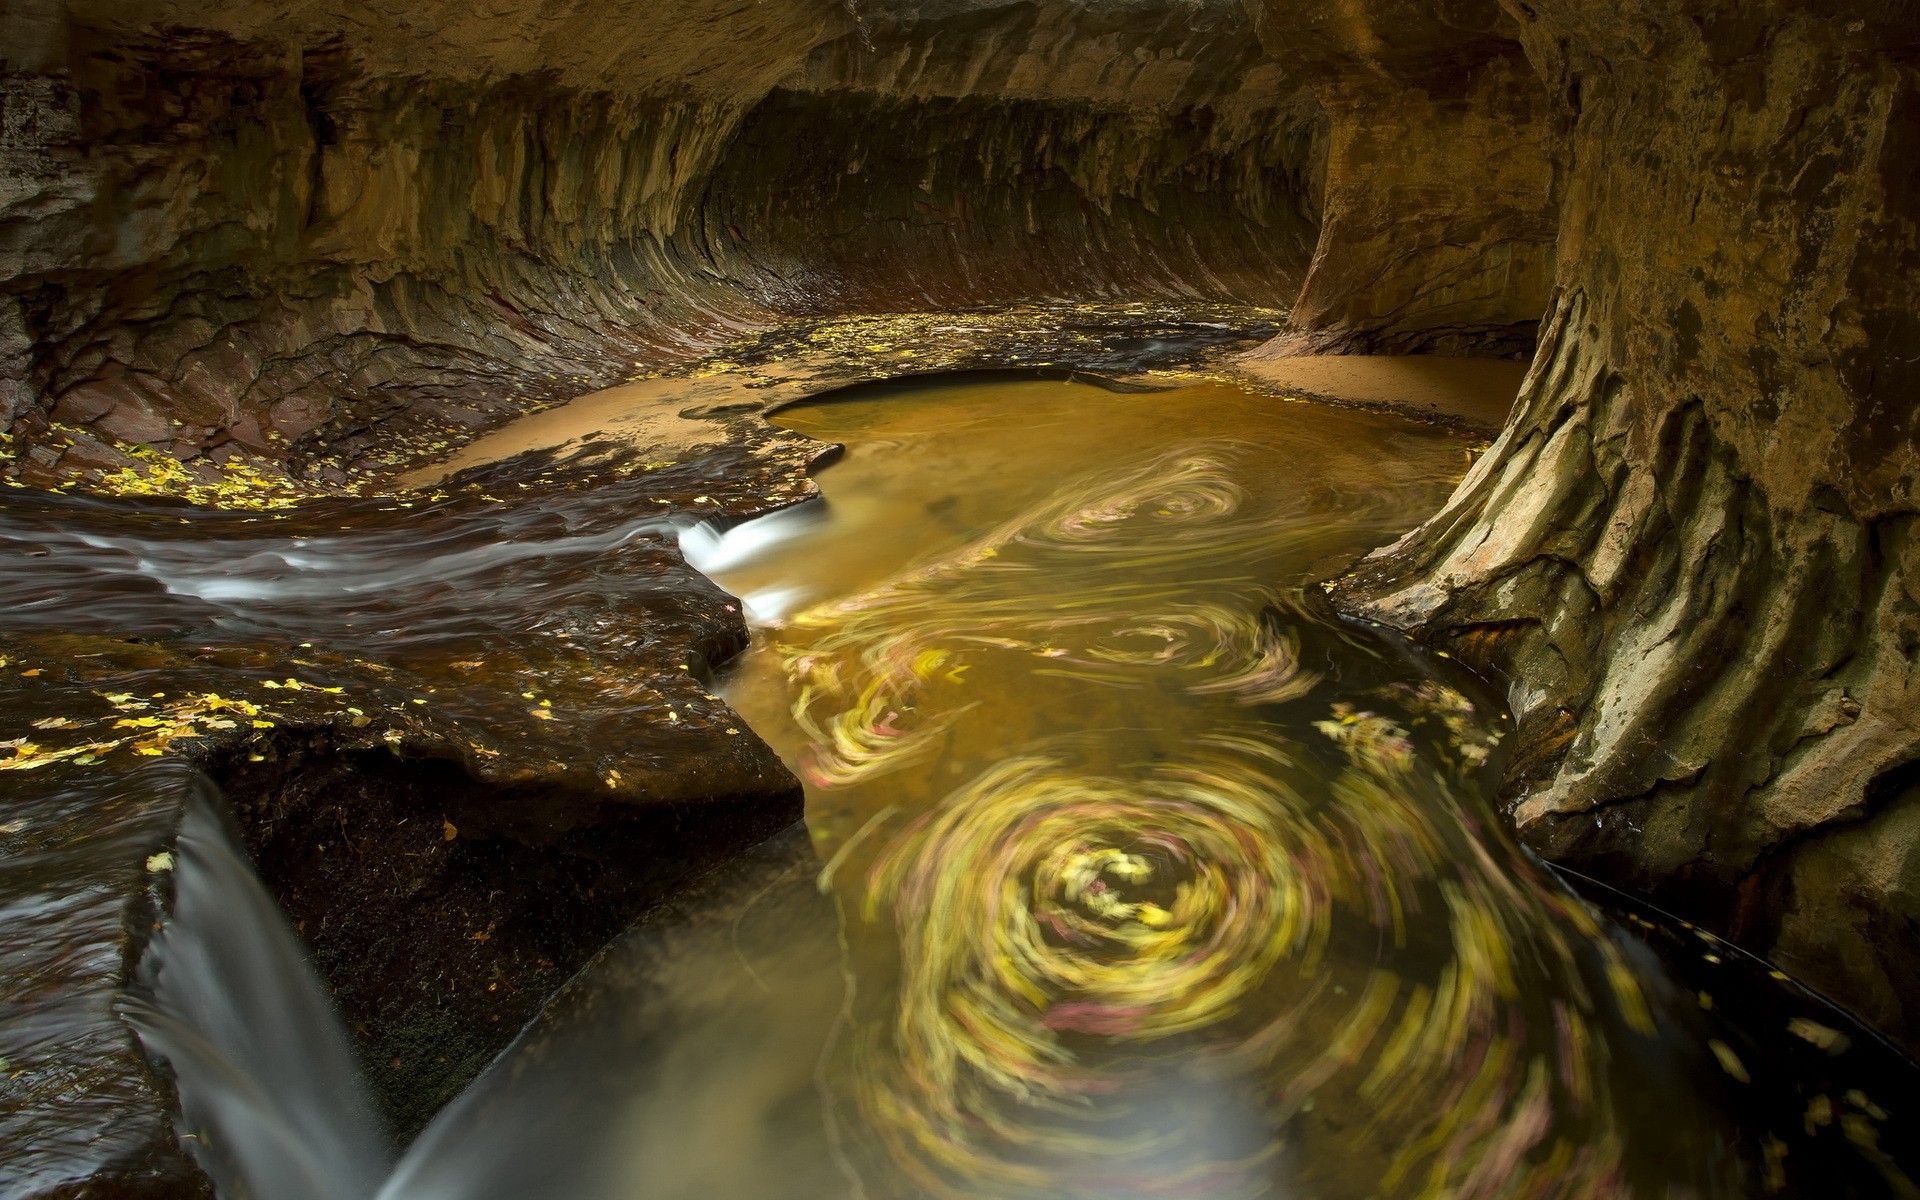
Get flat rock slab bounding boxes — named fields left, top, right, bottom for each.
left=405, top=303, right=1313, bottom=485
left=0, top=427, right=817, bottom=1191
left=1232, top=354, right=1527, bottom=432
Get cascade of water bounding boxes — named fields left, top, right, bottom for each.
left=123, top=778, right=392, bottom=1200
left=679, top=500, right=828, bottom=622
left=128, top=780, right=843, bottom=1200
left=87, top=375, right=1920, bottom=1200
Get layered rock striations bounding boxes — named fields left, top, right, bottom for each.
left=0, top=0, right=1322, bottom=483
left=1339, top=0, right=1920, bottom=1047
left=4, top=0, right=1920, bottom=1157
left=1246, top=0, right=1561, bottom=358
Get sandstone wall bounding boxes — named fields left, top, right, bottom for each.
left=1339, top=0, right=1920, bottom=1047
left=1246, top=0, right=1562, bottom=358
left=707, top=88, right=1321, bottom=315
left=0, top=0, right=1323, bottom=483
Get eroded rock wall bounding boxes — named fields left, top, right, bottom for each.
left=1339, top=0, right=1920, bottom=1048
left=3, top=49, right=773, bottom=478
left=1246, top=0, right=1560, bottom=358
left=709, top=88, right=1321, bottom=314
left=0, top=0, right=1322, bottom=483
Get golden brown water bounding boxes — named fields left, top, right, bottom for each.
left=708, top=375, right=1734, bottom=1199
left=30, top=371, right=1919, bottom=1200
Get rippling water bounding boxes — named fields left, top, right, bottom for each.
left=696, top=374, right=1919, bottom=1199
left=27, top=372, right=1919, bottom=1199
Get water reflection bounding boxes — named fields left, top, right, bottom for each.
left=707, top=376, right=1912, bottom=1198
left=69, top=372, right=1920, bottom=1199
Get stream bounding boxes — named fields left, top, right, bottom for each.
left=16, top=372, right=1920, bottom=1199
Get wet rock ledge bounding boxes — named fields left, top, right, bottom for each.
left=0, top=308, right=1289, bottom=1198
left=0, top=426, right=819, bottom=1194
left=4, top=0, right=1919, bottom=1192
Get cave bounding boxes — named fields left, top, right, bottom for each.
left=2, top=0, right=1917, bottom=1197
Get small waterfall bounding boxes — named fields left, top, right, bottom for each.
left=679, top=500, right=827, bottom=623
left=124, top=776, right=844, bottom=1200
left=124, top=777, right=392, bottom=1200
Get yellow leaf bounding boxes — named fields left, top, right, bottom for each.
left=1709, top=1040, right=1750, bottom=1084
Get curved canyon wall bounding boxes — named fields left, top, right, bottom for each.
left=3, top=0, right=1918, bottom=1062
left=1248, top=0, right=1561, bottom=358
left=1342, top=0, right=1920, bottom=1046
left=0, top=0, right=1323, bottom=484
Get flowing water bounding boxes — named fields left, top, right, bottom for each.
left=124, top=773, right=393, bottom=1200
left=698, top=376, right=1745, bottom=1198
left=392, top=374, right=1920, bottom=1200
left=10, top=371, right=1920, bottom=1199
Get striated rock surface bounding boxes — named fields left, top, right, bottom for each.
left=1245, top=0, right=1560, bottom=359
left=0, top=429, right=818, bottom=1190
left=4, top=0, right=1920, bottom=1185
left=1337, top=0, right=1920, bottom=1050
left=0, top=0, right=1323, bottom=485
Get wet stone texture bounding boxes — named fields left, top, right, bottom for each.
left=0, top=0, right=1322, bottom=495
left=0, top=767, right=212, bottom=1200
left=0, top=426, right=822, bottom=1192
left=1332, top=0, right=1920, bottom=1055
left=206, top=738, right=800, bottom=1137
left=0, top=310, right=1288, bottom=1196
